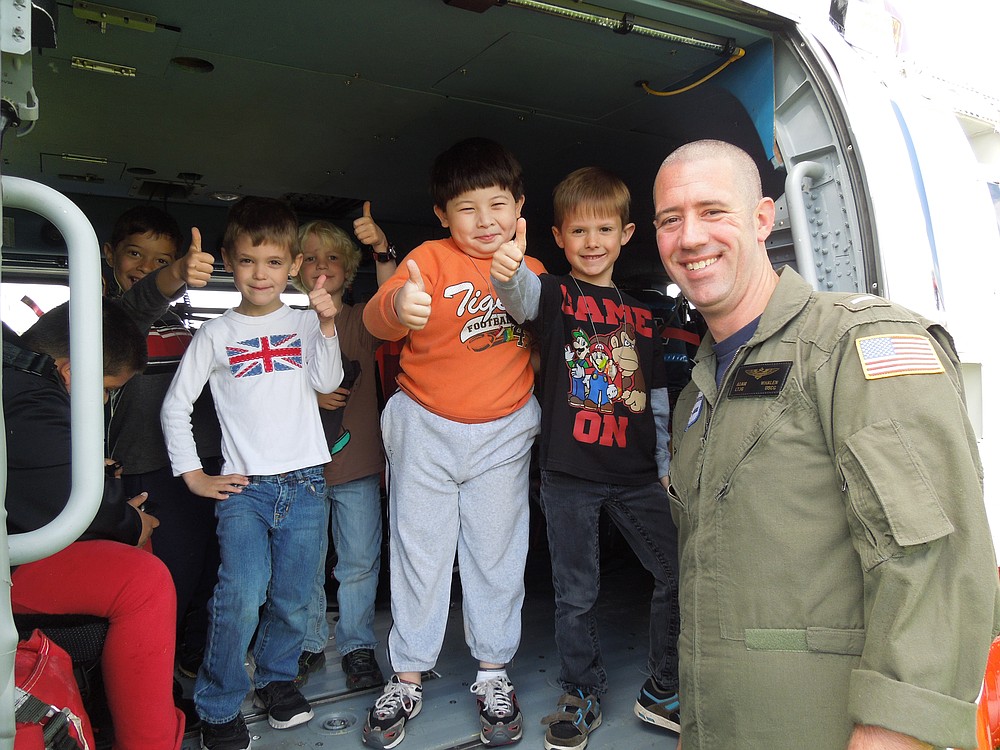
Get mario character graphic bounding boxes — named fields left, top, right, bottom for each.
left=583, top=341, right=619, bottom=414
left=565, top=329, right=591, bottom=406
left=565, top=325, right=648, bottom=416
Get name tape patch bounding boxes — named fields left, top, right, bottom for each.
left=727, top=361, right=792, bottom=398
left=855, top=334, right=943, bottom=380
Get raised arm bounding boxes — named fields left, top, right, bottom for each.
left=353, top=201, right=398, bottom=287
left=491, top=218, right=540, bottom=324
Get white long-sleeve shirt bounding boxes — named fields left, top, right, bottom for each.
left=161, top=305, right=343, bottom=476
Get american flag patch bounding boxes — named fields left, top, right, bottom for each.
left=855, top=334, right=943, bottom=380
left=226, top=334, right=303, bottom=378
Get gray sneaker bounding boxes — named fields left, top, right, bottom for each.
left=362, top=675, right=423, bottom=748
left=470, top=675, right=523, bottom=746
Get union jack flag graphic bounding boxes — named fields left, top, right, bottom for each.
left=226, top=334, right=303, bottom=378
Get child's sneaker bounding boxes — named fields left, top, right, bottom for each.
left=343, top=647, right=385, bottom=690
left=362, top=675, right=423, bottom=748
left=253, top=680, right=314, bottom=729
left=470, top=675, right=523, bottom=746
left=633, top=676, right=680, bottom=732
left=294, top=649, right=327, bottom=687
left=541, top=690, right=602, bottom=750
left=200, top=713, right=250, bottom=750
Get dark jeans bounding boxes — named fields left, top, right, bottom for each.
left=539, top=469, right=680, bottom=696
left=123, top=459, right=222, bottom=651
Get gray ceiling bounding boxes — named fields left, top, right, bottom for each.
left=2, top=0, right=774, bottom=278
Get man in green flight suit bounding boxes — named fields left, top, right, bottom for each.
left=653, top=139, right=999, bottom=750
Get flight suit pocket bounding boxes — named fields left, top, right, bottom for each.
left=839, top=418, right=954, bottom=570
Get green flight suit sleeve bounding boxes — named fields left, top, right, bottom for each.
left=814, top=311, right=998, bottom=749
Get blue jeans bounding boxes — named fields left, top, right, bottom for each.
left=304, top=472, right=383, bottom=655
left=195, top=466, right=327, bottom=724
left=539, top=469, right=680, bottom=697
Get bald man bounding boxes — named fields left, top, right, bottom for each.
left=654, top=139, right=998, bottom=750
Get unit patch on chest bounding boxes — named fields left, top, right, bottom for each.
left=727, top=361, right=792, bottom=398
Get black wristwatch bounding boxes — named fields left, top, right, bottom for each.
left=374, top=244, right=397, bottom=263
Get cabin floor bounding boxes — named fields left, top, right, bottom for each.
left=178, top=533, right=680, bottom=750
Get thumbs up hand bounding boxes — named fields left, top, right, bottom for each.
left=394, top=260, right=432, bottom=331
left=177, top=227, right=215, bottom=288
left=491, top=217, right=526, bottom=283
left=353, top=201, right=388, bottom=252
left=310, top=274, right=340, bottom=336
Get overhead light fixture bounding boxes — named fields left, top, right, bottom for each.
left=61, top=152, right=108, bottom=164
left=499, top=0, right=739, bottom=55
left=209, top=191, right=242, bottom=202
left=71, top=56, right=136, bottom=77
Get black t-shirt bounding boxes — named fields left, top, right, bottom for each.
left=532, top=274, right=667, bottom=485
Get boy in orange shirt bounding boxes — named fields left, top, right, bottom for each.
left=361, top=137, right=544, bottom=748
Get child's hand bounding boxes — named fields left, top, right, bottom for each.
left=491, top=217, right=526, bottom=283
left=310, top=275, right=340, bottom=336
left=175, top=227, right=215, bottom=288
left=104, top=457, right=123, bottom=479
left=182, top=469, right=249, bottom=501
left=394, top=260, right=432, bottom=331
left=318, top=387, right=350, bottom=411
left=127, top=491, right=159, bottom=547
left=353, top=201, right=388, bottom=253
left=157, top=227, right=215, bottom=297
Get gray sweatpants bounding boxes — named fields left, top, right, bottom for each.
left=381, top=391, right=540, bottom=673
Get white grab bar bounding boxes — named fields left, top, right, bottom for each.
left=2, top=175, right=106, bottom=561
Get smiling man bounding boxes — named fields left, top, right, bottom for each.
left=653, top=139, right=999, bottom=750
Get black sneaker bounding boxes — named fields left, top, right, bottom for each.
left=343, top=648, right=385, bottom=690
left=253, top=680, right=314, bottom=729
left=541, top=691, right=602, bottom=750
left=293, top=649, right=327, bottom=687
left=470, top=675, right=523, bottom=746
left=633, top=676, right=680, bottom=732
left=200, top=714, right=250, bottom=750
left=362, top=675, right=422, bottom=748
left=177, top=643, right=204, bottom=679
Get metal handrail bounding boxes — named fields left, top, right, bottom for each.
left=785, top=160, right=827, bottom=291
left=0, top=176, right=105, bottom=748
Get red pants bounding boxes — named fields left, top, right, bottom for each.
left=11, top=540, right=184, bottom=750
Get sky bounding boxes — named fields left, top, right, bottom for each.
left=893, top=0, right=1000, bottom=100
left=759, top=0, right=1000, bottom=101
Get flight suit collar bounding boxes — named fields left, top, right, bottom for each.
left=688, top=265, right=813, bottom=402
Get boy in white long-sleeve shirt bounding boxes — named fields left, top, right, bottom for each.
left=161, top=196, right=344, bottom=750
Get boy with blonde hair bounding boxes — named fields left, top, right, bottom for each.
left=492, top=166, right=680, bottom=750
left=361, top=137, right=544, bottom=748
left=161, top=196, right=344, bottom=750
left=294, top=207, right=397, bottom=691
